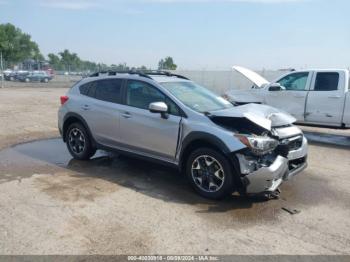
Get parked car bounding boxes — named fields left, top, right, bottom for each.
left=4, top=70, right=17, bottom=81
left=17, top=71, right=52, bottom=83
left=58, top=71, right=308, bottom=199
left=225, top=66, right=350, bottom=128
left=14, top=70, right=30, bottom=81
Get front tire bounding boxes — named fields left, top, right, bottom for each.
left=186, top=148, right=236, bottom=199
left=65, top=122, right=96, bottom=160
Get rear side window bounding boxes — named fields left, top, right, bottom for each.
left=94, top=79, right=122, bottom=104
left=314, top=72, right=339, bottom=91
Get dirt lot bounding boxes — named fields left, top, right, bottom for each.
left=0, top=77, right=77, bottom=150
left=0, top=82, right=350, bottom=255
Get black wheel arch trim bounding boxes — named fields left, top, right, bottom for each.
left=178, top=131, right=231, bottom=171
left=179, top=131, right=244, bottom=191
left=62, top=112, right=97, bottom=147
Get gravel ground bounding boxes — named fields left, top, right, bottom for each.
left=0, top=83, right=350, bottom=255
left=0, top=78, right=74, bottom=150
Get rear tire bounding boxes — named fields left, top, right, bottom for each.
left=185, top=147, right=236, bottom=199
left=65, top=122, right=96, bottom=160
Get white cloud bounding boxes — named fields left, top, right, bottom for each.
left=39, top=0, right=311, bottom=9
left=141, top=0, right=309, bottom=3
left=36, top=0, right=311, bottom=11
left=40, top=0, right=100, bottom=10
left=37, top=0, right=147, bottom=15
left=123, top=8, right=145, bottom=15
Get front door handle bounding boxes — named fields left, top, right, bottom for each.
left=122, top=112, right=131, bottom=118
left=293, top=94, right=304, bottom=98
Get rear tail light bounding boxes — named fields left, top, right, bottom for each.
left=60, top=96, right=69, bottom=105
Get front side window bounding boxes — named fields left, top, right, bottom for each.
left=161, top=81, right=233, bottom=113
left=126, top=80, right=180, bottom=116
left=277, top=72, right=309, bottom=91
left=94, top=79, right=122, bottom=104
left=314, top=72, right=339, bottom=91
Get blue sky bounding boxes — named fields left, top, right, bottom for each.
left=0, top=0, right=349, bottom=69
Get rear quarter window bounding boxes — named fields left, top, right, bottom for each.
left=79, top=82, right=91, bottom=95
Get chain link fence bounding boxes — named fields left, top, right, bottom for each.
left=1, top=60, right=285, bottom=92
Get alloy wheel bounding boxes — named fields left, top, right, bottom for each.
left=68, top=128, right=86, bottom=154
left=191, top=155, right=225, bottom=193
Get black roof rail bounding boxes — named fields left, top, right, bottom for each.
left=89, top=70, right=152, bottom=79
left=140, top=70, right=189, bottom=80
left=89, top=70, right=189, bottom=80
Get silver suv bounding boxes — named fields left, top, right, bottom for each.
left=58, top=71, right=308, bottom=199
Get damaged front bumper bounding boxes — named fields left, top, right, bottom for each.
left=237, top=136, right=308, bottom=194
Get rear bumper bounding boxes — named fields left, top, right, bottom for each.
left=57, top=107, right=65, bottom=138
left=239, top=137, right=308, bottom=194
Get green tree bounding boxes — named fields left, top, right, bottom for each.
left=110, top=63, right=129, bottom=71
left=158, top=56, right=177, bottom=70
left=0, top=23, right=43, bottom=65
left=59, top=49, right=82, bottom=72
left=48, top=53, right=62, bottom=70
left=80, top=60, right=97, bottom=72
left=138, top=65, right=148, bottom=70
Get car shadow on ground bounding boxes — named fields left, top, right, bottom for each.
left=2, top=137, right=272, bottom=213
left=5, top=137, right=348, bottom=217
left=66, top=153, right=265, bottom=212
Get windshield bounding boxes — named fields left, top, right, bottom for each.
left=161, top=81, right=233, bottom=113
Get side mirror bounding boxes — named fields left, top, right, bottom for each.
left=268, top=83, right=285, bottom=91
left=149, top=102, right=169, bottom=118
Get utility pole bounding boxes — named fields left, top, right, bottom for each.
left=0, top=51, right=4, bottom=89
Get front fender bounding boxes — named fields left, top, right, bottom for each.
left=177, top=131, right=246, bottom=171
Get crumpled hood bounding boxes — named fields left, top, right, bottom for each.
left=209, top=103, right=296, bottom=130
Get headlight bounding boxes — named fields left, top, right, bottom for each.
left=235, top=134, right=279, bottom=155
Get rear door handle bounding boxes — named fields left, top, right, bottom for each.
left=81, top=105, right=91, bottom=111
left=122, top=112, right=131, bottom=118
left=328, top=95, right=341, bottom=98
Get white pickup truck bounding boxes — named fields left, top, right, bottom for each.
left=226, top=66, right=350, bottom=128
